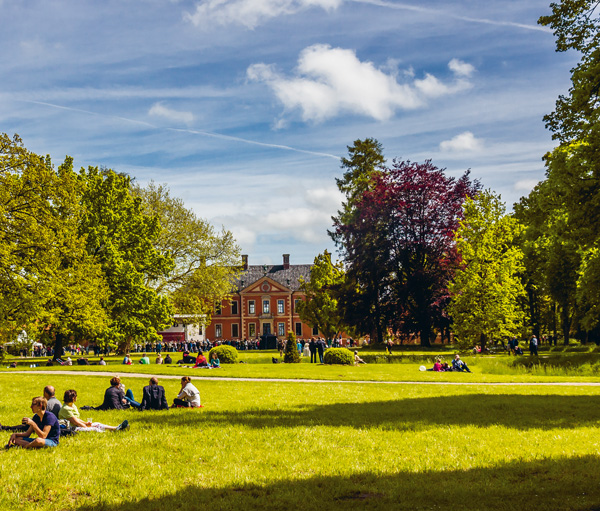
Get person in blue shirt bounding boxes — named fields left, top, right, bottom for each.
left=6, top=397, right=60, bottom=449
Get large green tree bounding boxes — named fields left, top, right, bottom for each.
left=449, top=191, right=527, bottom=349
left=296, top=250, right=346, bottom=339
left=78, top=168, right=174, bottom=351
left=0, top=135, right=108, bottom=354
left=133, top=181, right=241, bottom=327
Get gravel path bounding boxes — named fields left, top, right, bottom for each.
left=3, top=370, right=600, bottom=386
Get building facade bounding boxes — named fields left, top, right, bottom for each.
left=204, top=254, right=319, bottom=341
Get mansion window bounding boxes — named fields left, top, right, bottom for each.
left=231, top=301, right=238, bottom=315
left=312, top=326, right=319, bottom=336
left=249, top=323, right=256, bottom=337
left=215, top=303, right=222, bottom=315
left=295, top=323, right=302, bottom=336
left=248, top=301, right=255, bottom=314
left=232, top=324, right=239, bottom=338
left=277, top=299, right=284, bottom=314
left=215, top=324, right=222, bottom=338
left=263, top=300, right=270, bottom=314
left=294, top=299, right=301, bottom=312
left=278, top=322, right=285, bottom=336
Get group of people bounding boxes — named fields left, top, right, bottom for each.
left=2, top=376, right=203, bottom=449
left=120, top=350, right=221, bottom=368
left=425, top=355, right=472, bottom=373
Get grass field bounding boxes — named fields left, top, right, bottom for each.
left=1, top=361, right=600, bottom=511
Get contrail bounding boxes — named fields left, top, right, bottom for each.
left=351, top=0, right=552, bottom=33
left=16, top=99, right=341, bottom=160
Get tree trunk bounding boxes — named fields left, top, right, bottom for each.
left=561, top=304, right=571, bottom=345
left=53, top=332, right=65, bottom=361
left=479, top=332, right=487, bottom=352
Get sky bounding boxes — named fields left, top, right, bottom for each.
left=1, top=0, right=576, bottom=265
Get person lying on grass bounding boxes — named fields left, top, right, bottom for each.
left=6, top=396, right=60, bottom=449
left=173, top=376, right=202, bottom=408
left=59, top=389, right=129, bottom=432
left=140, top=377, right=169, bottom=411
left=452, top=354, right=472, bottom=373
left=354, top=350, right=366, bottom=365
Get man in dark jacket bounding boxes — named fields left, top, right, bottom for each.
left=140, top=377, right=169, bottom=411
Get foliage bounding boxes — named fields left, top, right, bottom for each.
left=323, top=347, right=354, bottom=365
left=133, top=182, right=241, bottom=325
left=208, top=344, right=238, bottom=364
left=79, top=168, right=174, bottom=351
left=334, top=155, right=478, bottom=346
left=283, top=331, right=301, bottom=363
left=449, top=191, right=527, bottom=349
left=0, top=134, right=108, bottom=351
left=296, top=250, right=346, bottom=339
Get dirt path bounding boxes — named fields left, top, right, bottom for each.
left=3, top=370, right=600, bottom=386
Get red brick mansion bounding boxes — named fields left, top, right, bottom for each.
left=204, top=254, right=319, bottom=341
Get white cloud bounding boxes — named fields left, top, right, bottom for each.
left=439, top=131, right=483, bottom=152
left=513, top=179, right=540, bottom=192
left=185, top=0, right=342, bottom=29
left=248, top=45, right=474, bottom=122
left=148, top=102, right=194, bottom=125
left=448, top=58, right=475, bottom=78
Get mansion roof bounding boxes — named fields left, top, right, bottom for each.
left=235, top=264, right=312, bottom=292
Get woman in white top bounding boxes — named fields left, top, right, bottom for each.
left=302, top=341, right=310, bottom=358
left=173, top=376, right=201, bottom=408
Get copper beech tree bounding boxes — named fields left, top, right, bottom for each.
left=333, top=154, right=478, bottom=346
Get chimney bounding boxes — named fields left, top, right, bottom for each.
left=242, top=254, right=248, bottom=271
left=283, top=254, right=290, bottom=270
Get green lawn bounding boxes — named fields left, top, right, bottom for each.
left=1, top=370, right=600, bottom=511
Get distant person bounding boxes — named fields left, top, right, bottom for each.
left=140, top=377, right=169, bottom=411
left=173, top=376, right=201, bottom=408
left=122, top=354, right=132, bottom=365
left=529, top=335, right=538, bottom=356
left=354, top=350, right=366, bottom=365
left=155, top=353, right=163, bottom=365
left=98, top=356, right=106, bottom=366
left=6, top=397, right=60, bottom=449
left=193, top=352, right=208, bottom=369
left=139, top=353, right=150, bottom=364
left=209, top=352, right=220, bottom=368
left=164, top=353, right=172, bottom=364
left=452, top=354, right=472, bottom=373
left=386, top=339, right=394, bottom=355
left=309, top=338, right=317, bottom=363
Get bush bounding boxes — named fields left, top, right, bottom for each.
left=208, top=345, right=238, bottom=364
left=324, top=347, right=353, bottom=365
left=283, top=332, right=301, bottom=363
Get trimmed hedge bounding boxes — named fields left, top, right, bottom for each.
left=323, top=347, right=354, bottom=365
left=208, top=345, right=238, bottom=364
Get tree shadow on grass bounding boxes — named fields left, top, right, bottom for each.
left=133, top=394, right=600, bottom=431
left=74, top=455, right=600, bottom=511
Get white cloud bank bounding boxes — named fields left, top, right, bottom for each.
left=148, top=102, right=194, bottom=125
left=185, top=0, right=341, bottom=29
left=247, top=44, right=473, bottom=122
left=439, top=131, right=483, bottom=152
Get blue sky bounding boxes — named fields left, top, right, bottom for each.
left=2, top=0, right=575, bottom=265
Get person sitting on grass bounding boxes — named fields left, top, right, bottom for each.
left=193, top=351, right=209, bottom=369
left=164, top=353, right=172, bottom=364
left=354, top=350, right=366, bottom=365
left=173, top=376, right=201, bottom=408
left=6, top=397, right=60, bottom=449
left=139, top=353, right=150, bottom=364
left=140, top=377, right=169, bottom=411
left=90, top=377, right=129, bottom=410
left=209, top=352, right=220, bottom=368
left=44, top=385, right=62, bottom=418
left=155, top=353, right=163, bottom=365
left=59, top=389, right=129, bottom=432
left=452, top=354, right=472, bottom=373
left=99, top=356, right=106, bottom=366
left=122, top=354, right=133, bottom=365
left=514, top=345, right=523, bottom=355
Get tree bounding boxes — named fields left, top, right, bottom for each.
left=283, top=331, right=300, bottom=363
left=78, top=168, right=174, bottom=351
left=296, top=250, right=346, bottom=339
left=0, top=134, right=108, bottom=355
left=449, top=191, right=527, bottom=349
left=133, top=181, right=241, bottom=327
left=334, top=157, right=478, bottom=346
left=330, top=139, right=388, bottom=342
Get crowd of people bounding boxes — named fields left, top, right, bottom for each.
left=424, top=355, right=472, bottom=373
left=2, top=376, right=203, bottom=449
